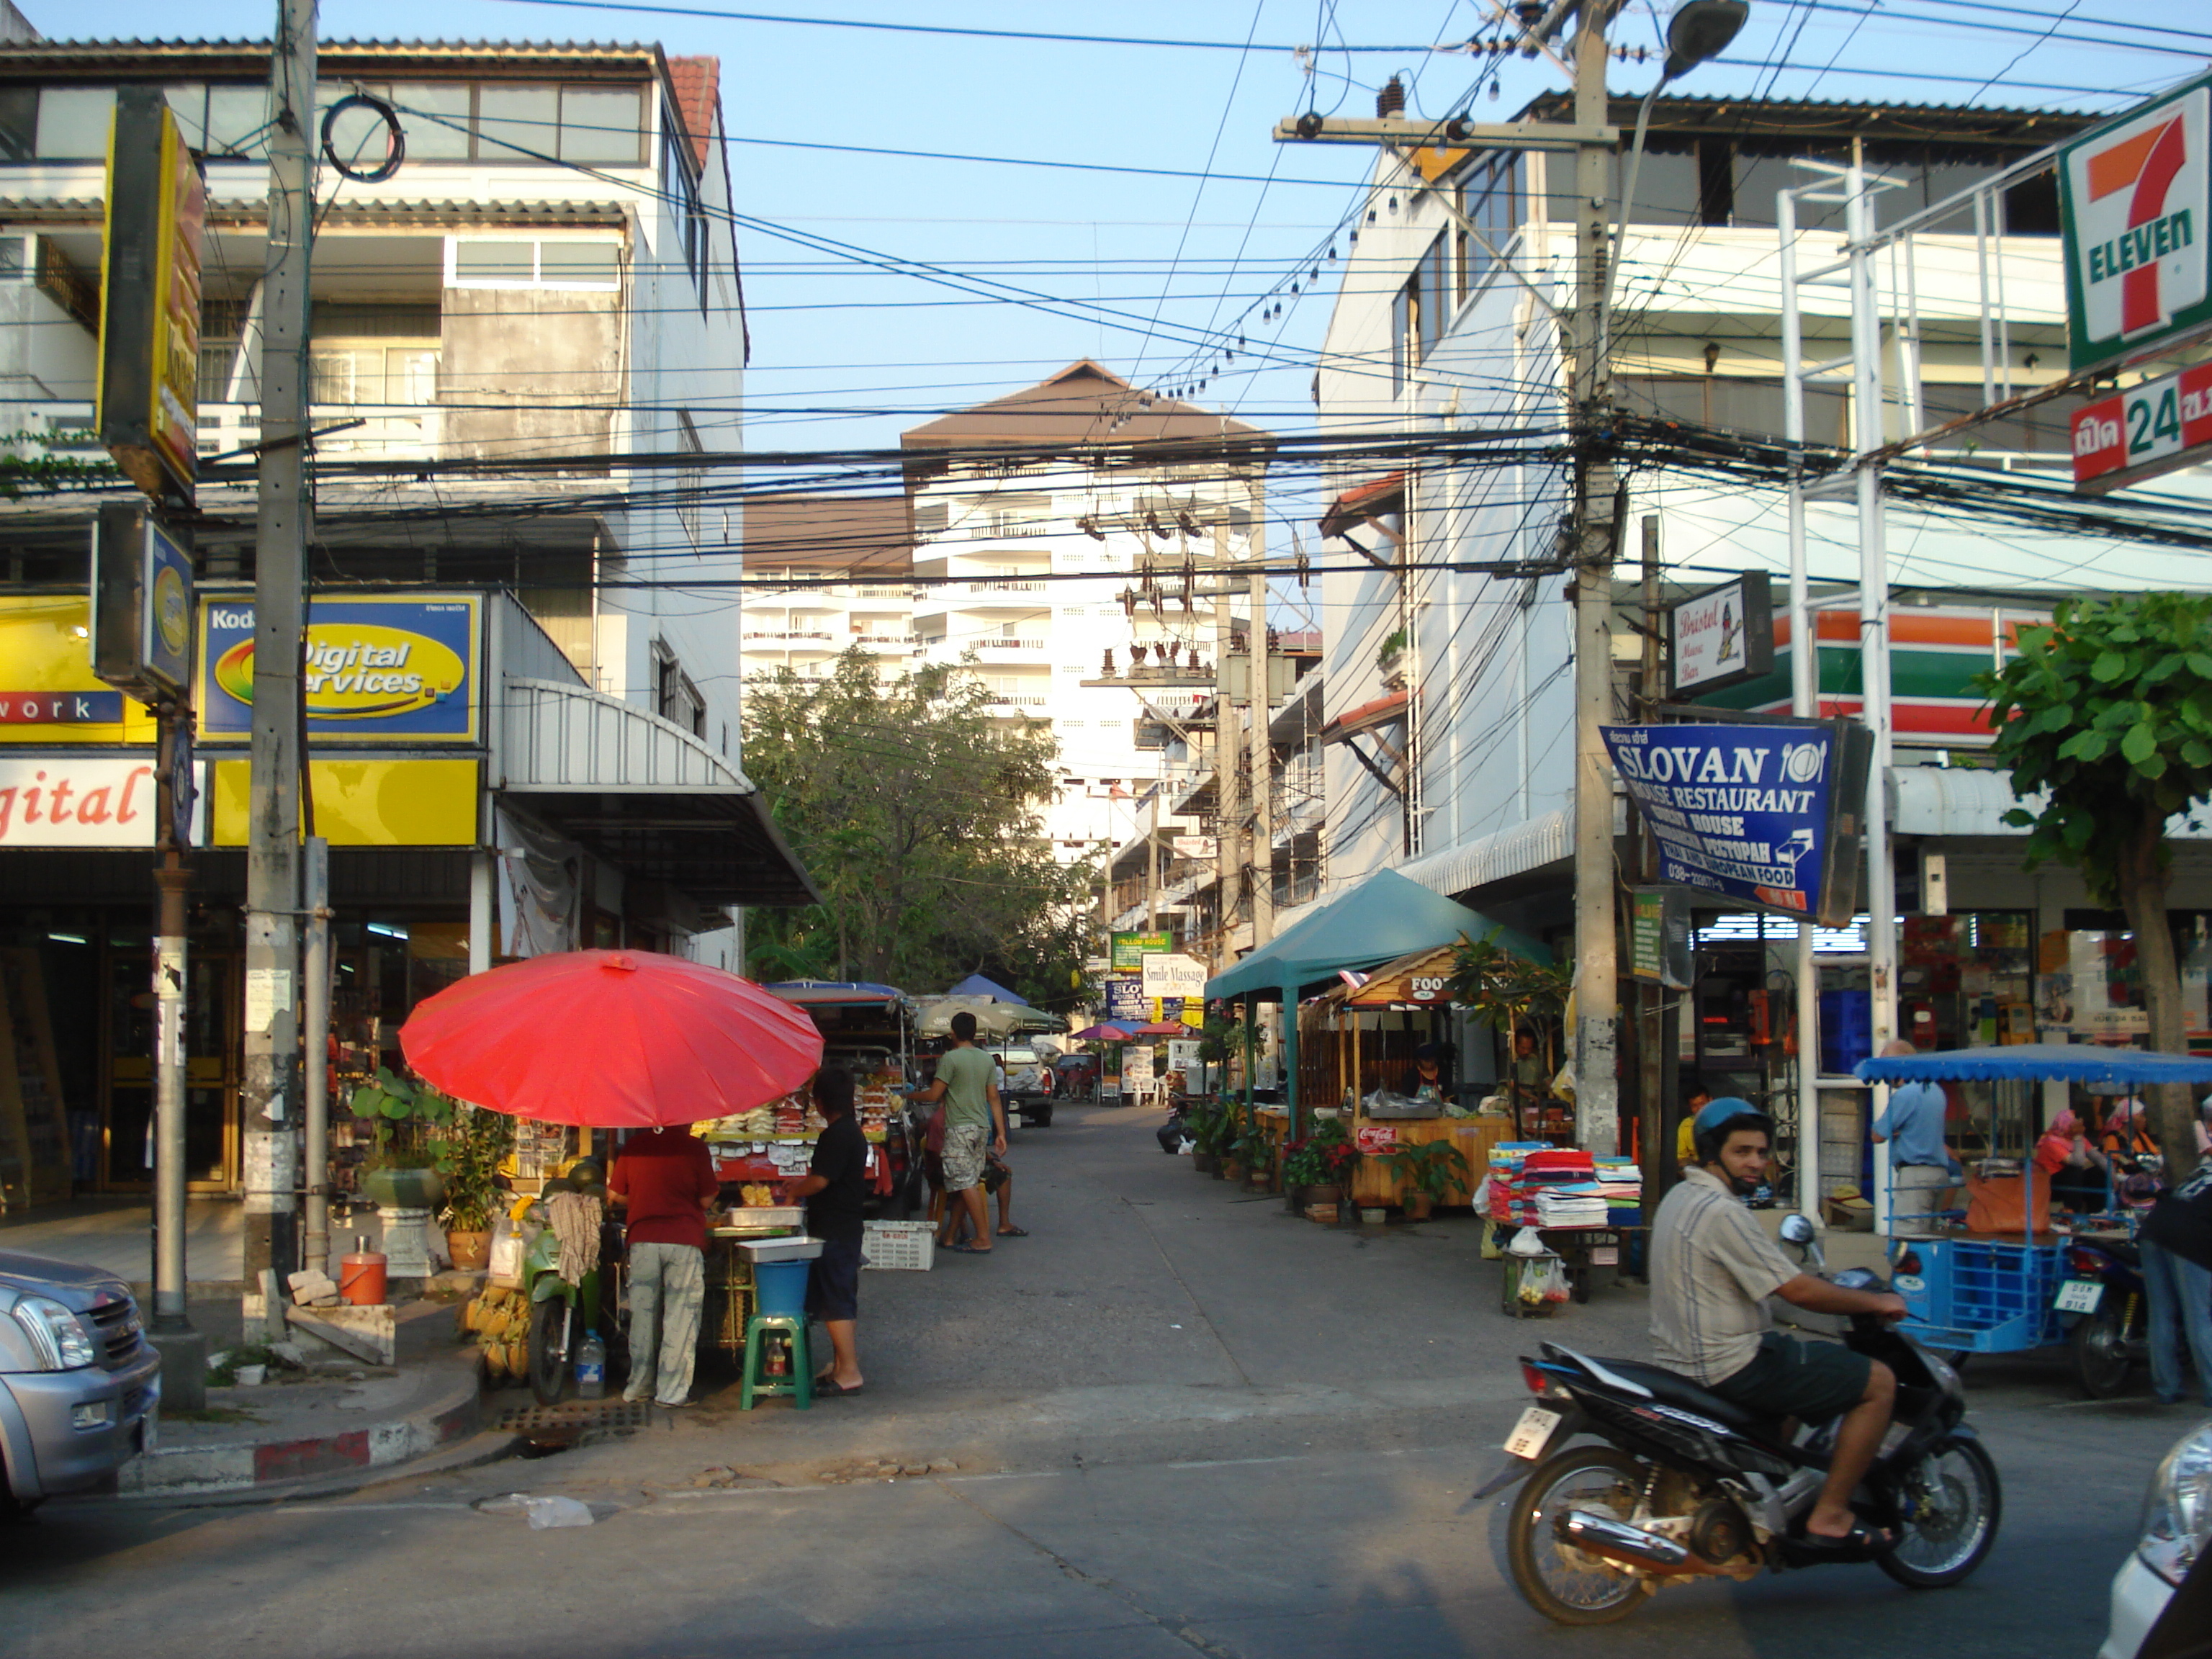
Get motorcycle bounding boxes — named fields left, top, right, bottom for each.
left=2059, top=1232, right=2148, bottom=1399
left=1475, top=1215, right=2002, bottom=1626
left=517, top=1166, right=627, bottom=1406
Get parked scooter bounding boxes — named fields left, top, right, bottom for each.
left=519, top=1159, right=626, bottom=1406
left=1475, top=1218, right=2001, bottom=1626
left=2058, top=1232, right=2149, bottom=1399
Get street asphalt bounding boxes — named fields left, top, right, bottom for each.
left=10, top=1102, right=2197, bottom=1658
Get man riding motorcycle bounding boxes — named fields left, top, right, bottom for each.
left=1647, top=1097, right=1910, bottom=1556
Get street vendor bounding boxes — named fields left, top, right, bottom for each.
left=786, top=1066, right=866, bottom=1398
left=608, top=1123, right=720, bottom=1409
left=1401, top=1042, right=1449, bottom=1101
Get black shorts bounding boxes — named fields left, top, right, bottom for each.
left=1707, top=1331, right=1871, bottom=1425
left=805, top=1235, right=862, bottom=1323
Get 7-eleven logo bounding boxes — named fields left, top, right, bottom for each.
left=2068, top=87, right=2209, bottom=350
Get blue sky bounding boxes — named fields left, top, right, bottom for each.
left=60, top=0, right=2206, bottom=468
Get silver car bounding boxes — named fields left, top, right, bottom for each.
left=0, top=1250, right=161, bottom=1514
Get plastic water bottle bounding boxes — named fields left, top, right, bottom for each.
left=576, top=1330, right=606, bottom=1399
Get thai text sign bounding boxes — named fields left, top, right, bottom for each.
left=198, top=595, right=480, bottom=743
left=2062, top=73, right=2212, bottom=373
left=2072, top=360, right=2212, bottom=493
left=1602, top=721, right=1870, bottom=927
left=96, top=90, right=204, bottom=503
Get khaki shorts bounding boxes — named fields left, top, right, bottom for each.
left=941, top=1123, right=988, bottom=1192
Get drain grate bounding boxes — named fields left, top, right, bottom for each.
left=495, top=1399, right=657, bottom=1434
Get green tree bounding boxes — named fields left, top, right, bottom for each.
left=1974, top=591, right=2212, bottom=1161
left=741, top=648, right=1097, bottom=1005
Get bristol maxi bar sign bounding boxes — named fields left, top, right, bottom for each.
left=1602, top=720, right=1871, bottom=927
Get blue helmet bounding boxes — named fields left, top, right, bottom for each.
left=1691, top=1096, right=1773, bottom=1166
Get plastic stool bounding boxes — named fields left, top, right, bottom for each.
left=739, top=1314, right=811, bottom=1410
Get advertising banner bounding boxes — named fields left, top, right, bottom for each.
left=91, top=506, right=193, bottom=701
left=1110, top=929, right=1173, bottom=971
left=1104, top=975, right=1148, bottom=1023
left=1139, top=952, right=1208, bottom=999
left=2062, top=72, right=2212, bottom=374
left=1123, top=1048, right=1154, bottom=1092
left=0, top=595, right=153, bottom=745
left=1170, top=835, right=1216, bottom=860
left=2071, top=359, right=2212, bottom=493
left=0, top=755, right=163, bottom=847
left=96, top=89, right=204, bottom=503
left=1602, top=719, right=1871, bottom=926
left=1629, top=887, right=1693, bottom=988
left=208, top=758, right=480, bottom=848
left=1668, top=572, right=1772, bottom=696
left=198, top=595, right=481, bottom=743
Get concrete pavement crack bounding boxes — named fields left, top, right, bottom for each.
left=935, top=1477, right=1242, bottom=1659
left=1118, top=1195, right=1252, bottom=1388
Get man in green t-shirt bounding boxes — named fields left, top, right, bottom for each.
left=910, top=1010, right=1007, bottom=1254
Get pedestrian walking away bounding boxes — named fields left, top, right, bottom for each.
left=2140, top=1157, right=2212, bottom=1408
left=788, top=1065, right=866, bottom=1395
left=608, top=1123, right=719, bottom=1407
left=907, top=1010, right=1006, bottom=1254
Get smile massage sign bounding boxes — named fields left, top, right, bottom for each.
left=197, top=595, right=480, bottom=742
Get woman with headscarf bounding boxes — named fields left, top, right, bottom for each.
left=2035, top=1109, right=2110, bottom=1214
left=2102, top=1099, right=2165, bottom=1208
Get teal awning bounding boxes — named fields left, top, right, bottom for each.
left=1205, top=868, right=1549, bottom=1003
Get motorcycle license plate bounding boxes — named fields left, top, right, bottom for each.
left=1503, top=1405, right=1563, bottom=1461
left=2054, top=1279, right=2103, bottom=1314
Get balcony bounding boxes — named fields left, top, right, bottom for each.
left=966, top=579, right=1044, bottom=595
left=974, top=637, right=1046, bottom=653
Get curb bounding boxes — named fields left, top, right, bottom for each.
left=116, top=1357, right=484, bottom=1497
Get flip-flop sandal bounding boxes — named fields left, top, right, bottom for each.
left=942, top=1240, right=993, bottom=1254
left=995, top=1226, right=1030, bottom=1236
left=814, top=1377, right=864, bottom=1397
left=1793, top=1522, right=1896, bottom=1560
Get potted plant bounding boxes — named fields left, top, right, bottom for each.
left=1218, top=1102, right=1251, bottom=1184
left=1377, top=626, right=1408, bottom=688
left=1232, top=1116, right=1275, bottom=1191
left=434, top=1102, right=514, bottom=1270
left=1388, top=1139, right=1471, bottom=1221
left=349, top=1067, right=454, bottom=1212
left=1187, top=1099, right=1228, bottom=1176
left=1283, top=1119, right=1358, bottom=1213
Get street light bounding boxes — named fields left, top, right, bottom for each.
left=1602, top=0, right=1753, bottom=367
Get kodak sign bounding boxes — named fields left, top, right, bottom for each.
left=2062, top=75, right=2212, bottom=373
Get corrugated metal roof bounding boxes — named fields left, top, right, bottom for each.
left=1509, top=89, right=2097, bottom=156
left=0, top=197, right=632, bottom=227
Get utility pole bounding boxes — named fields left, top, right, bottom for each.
left=1637, top=514, right=1664, bottom=1200
left=1145, top=786, right=1159, bottom=932
left=1248, top=553, right=1274, bottom=950
left=1211, top=518, right=1241, bottom=969
left=243, top=0, right=315, bottom=1303
left=1567, top=4, right=1622, bottom=1159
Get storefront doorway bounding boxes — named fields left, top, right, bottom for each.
left=103, top=942, right=237, bottom=1194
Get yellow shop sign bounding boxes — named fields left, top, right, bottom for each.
left=199, top=595, right=480, bottom=744
left=209, top=757, right=480, bottom=847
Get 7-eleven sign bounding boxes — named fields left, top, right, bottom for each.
left=2063, top=74, right=2212, bottom=373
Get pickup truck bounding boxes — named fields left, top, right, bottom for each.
left=991, top=1047, right=1054, bottom=1128
left=1, top=1250, right=161, bottom=1514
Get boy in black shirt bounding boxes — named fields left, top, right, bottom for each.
left=790, top=1066, right=866, bottom=1395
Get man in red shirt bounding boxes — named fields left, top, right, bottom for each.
left=608, top=1127, right=720, bottom=1408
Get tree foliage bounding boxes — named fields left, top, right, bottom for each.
left=1974, top=591, right=2212, bottom=1160
left=740, top=649, right=1097, bottom=1006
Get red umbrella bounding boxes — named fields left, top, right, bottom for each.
left=399, top=950, right=824, bottom=1127
left=1070, top=1022, right=1133, bottom=1041
left=1127, top=1020, right=1187, bottom=1038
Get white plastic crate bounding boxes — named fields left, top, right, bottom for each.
left=861, top=1220, right=935, bottom=1272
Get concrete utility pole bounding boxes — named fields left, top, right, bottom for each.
left=1248, top=555, right=1274, bottom=950
left=1211, top=518, right=1241, bottom=968
left=1566, top=4, right=1621, bottom=1159
left=243, top=0, right=315, bottom=1298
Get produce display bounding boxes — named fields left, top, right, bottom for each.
left=459, top=1285, right=535, bottom=1380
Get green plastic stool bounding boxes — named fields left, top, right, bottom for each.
left=739, top=1314, right=811, bottom=1410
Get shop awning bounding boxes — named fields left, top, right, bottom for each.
left=1857, top=1043, right=2212, bottom=1086
left=1328, top=941, right=1465, bottom=1010
left=498, top=676, right=821, bottom=909
left=1395, top=807, right=1573, bottom=899
left=1205, top=868, right=1548, bottom=1003
left=765, top=980, right=912, bottom=1012
left=946, top=973, right=1028, bottom=1004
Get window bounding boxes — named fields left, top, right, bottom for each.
left=1391, top=234, right=1449, bottom=394
left=653, top=640, right=706, bottom=737
left=446, top=238, right=621, bottom=291
left=662, top=131, right=709, bottom=297
left=32, top=86, right=111, bottom=158
left=912, top=500, right=949, bottom=535
left=675, top=411, right=705, bottom=547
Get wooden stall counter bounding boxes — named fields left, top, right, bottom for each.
left=1350, top=1115, right=1512, bottom=1206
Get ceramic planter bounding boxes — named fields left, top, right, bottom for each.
left=1193, top=1153, right=1221, bottom=1176
left=1220, top=1160, right=1244, bottom=1184
left=446, top=1228, right=492, bottom=1270
left=1405, top=1194, right=1434, bottom=1221
left=361, top=1166, right=446, bottom=1212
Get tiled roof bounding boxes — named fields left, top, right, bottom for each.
left=665, top=55, right=719, bottom=171
left=902, top=360, right=1273, bottom=453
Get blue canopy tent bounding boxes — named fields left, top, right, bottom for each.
left=945, top=973, right=1028, bottom=1004
left=1204, top=868, right=1550, bottom=1131
left=1857, top=1044, right=2212, bottom=1085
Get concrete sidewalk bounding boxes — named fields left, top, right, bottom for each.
left=0, top=1197, right=395, bottom=1294
left=109, top=1297, right=493, bottom=1499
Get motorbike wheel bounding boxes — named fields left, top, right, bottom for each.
left=1505, top=1446, right=1653, bottom=1626
left=526, top=1297, right=571, bottom=1407
left=1879, top=1435, right=2002, bottom=1589
left=2070, top=1305, right=2132, bottom=1399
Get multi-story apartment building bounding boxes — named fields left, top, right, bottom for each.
left=899, top=360, right=1275, bottom=860
left=0, top=36, right=814, bottom=1202
left=737, top=493, right=917, bottom=685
